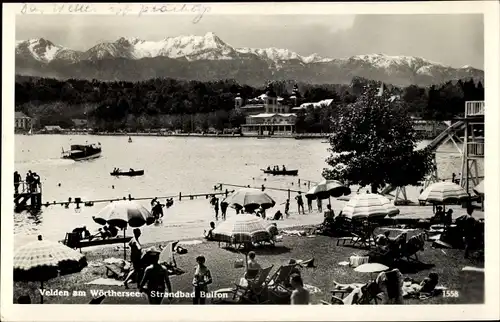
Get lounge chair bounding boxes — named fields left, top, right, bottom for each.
left=232, top=265, right=274, bottom=304
left=265, top=264, right=298, bottom=303
left=329, top=281, right=382, bottom=304
left=350, top=223, right=377, bottom=249
left=337, top=222, right=377, bottom=249
left=399, top=233, right=425, bottom=263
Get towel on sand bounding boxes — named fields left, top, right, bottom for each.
left=86, top=278, right=125, bottom=286
left=462, top=266, right=485, bottom=273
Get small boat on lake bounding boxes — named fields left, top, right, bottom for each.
left=261, top=169, right=299, bottom=176
left=110, top=169, right=144, bottom=177
left=61, top=143, right=101, bottom=161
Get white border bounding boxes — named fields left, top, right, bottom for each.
left=2, top=2, right=499, bottom=321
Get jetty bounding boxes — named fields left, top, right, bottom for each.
left=14, top=181, right=42, bottom=211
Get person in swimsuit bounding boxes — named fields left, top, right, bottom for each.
left=192, top=255, right=212, bottom=304
left=124, top=228, right=143, bottom=289
left=140, top=252, right=172, bottom=304
left=295, top=193, right=305, bottom=215
left=290, top=274, right=310, bottom=305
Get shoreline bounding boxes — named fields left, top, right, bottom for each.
left=16, top=132, right=329, bottom=139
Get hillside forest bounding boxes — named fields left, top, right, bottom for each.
left=15, top=76, right=484, bottom=133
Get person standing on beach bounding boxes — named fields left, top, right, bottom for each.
left=124, top=228, right=143, bottom=289
left=460, top=207, right=478, bottom=259
left=220, top=200, right=228, bottom=220
left=295, top=192, right=305, bottom=215
left=214, top=198, right=219, bottom=220
left=140, top=251, right=172, bottom=304
left=306, top=197, right=313, bottom=213
left=316, top=198, right=323, bottom=213
left=192, top=255, right=212, bottom=304
left=284, top=199, right=290, bottom=218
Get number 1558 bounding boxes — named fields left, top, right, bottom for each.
left=443, top=290, right=459, bottom=298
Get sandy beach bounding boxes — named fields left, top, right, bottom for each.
left=13, top=226, right=484, bottom=305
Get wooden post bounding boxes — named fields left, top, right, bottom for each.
left=225, top=189, right=228, bottom=197
left=179, top=192, right=182, bottom=201
left=288, top=189, right=291, bottom=200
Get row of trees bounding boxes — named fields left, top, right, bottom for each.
left=15, top=75, right=483, bottom=131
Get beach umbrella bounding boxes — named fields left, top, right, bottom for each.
left=305, top=179, right=351, bottom=200
left=212, top=214, right=276, bottom=268
left=94, top=200, right=155, bottom=229
left=342, top=193, right=400, bottom=220
left=14, top=235, right=87, bottom=303
left=418, top=181, right=469, bottom=204
left=212, top=214, right=275, bottom=244
left=354, top=263, right=388, bottom=273
left=473, top=180, right=484, bottom=196
left=94, top=200, right=154, bottom=260
left=224, top=188, right=276, bottom=210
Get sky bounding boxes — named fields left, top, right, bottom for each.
left=16, top=14, right=484, bottom=68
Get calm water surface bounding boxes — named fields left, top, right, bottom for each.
left=14, top=135, right=481, bottom=247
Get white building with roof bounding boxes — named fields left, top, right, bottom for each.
left=15, top=111, right=32, bottom=130
left=240, top=83, right=298, bottom=135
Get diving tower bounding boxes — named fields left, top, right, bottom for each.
left=382, top=100, right=484, bottom=203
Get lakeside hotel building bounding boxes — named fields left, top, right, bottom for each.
left=239, top=84, right=301, bottom=135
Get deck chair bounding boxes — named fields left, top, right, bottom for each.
left=351, top=223, right=377, bottom=249
left=399, top=233, right=425, bottom=262
left=329, top=281, right=382, bottom=305
left=232, top=265, right=274, bottom=304
left=265, top=264, right=298, bottom=303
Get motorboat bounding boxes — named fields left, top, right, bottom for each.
left=61, top=143, right=101, bottom=161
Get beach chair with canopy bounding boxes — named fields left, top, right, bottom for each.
left=232, top=265, right=274, bottom=304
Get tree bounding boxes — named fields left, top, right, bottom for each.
left=322, top=85, right=434, bottom=193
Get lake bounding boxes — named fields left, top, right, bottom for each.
left=13, top=134, right=480, bottom=247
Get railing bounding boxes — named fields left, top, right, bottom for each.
left=467, top=142, right=484, bottom=157
left=465, top=101, right=484, bottom=117
left=14, top=180, right=41, bottom=194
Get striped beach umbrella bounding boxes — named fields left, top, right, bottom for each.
left=224, top=188, right=276, bottom=210
left=212, top=214, right=274, bottom=244
left=473, top=180, right=484, bottom=196
left=418, top=181, right=469, bottom=204
left=342, top=193, right=400, bottom=220
left=14, top=235, right=87, bottom=303
left=305, top=179, right=351, bottom=199
left=94, top=200, right=155, bottom=229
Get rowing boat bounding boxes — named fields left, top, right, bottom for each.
left=110, top=170, right=144, bottom=176
left=261, top=169, right=299, bottom=176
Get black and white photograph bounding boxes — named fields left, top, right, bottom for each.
left=2, top=1, right=499, bottom=320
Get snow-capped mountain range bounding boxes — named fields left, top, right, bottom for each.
left=15, top=32, right=483, bottom=86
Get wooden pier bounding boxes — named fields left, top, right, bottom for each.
left=14, top=181, right=42, bottom=212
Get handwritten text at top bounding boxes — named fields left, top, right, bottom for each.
left=20, top=3, right=211, bottom=24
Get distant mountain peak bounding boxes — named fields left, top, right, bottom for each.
left=15, top=35, right=483, bottom=86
